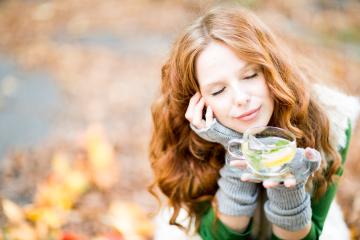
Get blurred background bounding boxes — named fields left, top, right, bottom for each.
left=0, top=0, right=359, bottom=239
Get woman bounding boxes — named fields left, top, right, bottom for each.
left=149, top=6, right=359, bottom=239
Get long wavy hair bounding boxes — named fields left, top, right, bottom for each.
left=149, top=6, right=341, bottom=231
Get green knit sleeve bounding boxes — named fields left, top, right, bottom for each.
left=298, top=120, right=352, bottom=240
left=198, top=206, right=253, bottom=240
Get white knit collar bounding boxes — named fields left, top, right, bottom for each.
left=312, top=84, right=360, bottom=149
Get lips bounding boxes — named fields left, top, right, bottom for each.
left=236, top=106, right=261, bottom=119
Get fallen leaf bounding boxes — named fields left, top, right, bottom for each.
left=6, top=222, right=37, bottom=240
left=25, top=205, right=67, bottom=229
left=93, top=231, right=124, bottom=240
left=85, top=124, right=118, bottom=190
left=102, top=201, right=153, bottom=238
left=2, top=199, right=25, bottom=224
left=61, top=231, right=86, bottom=240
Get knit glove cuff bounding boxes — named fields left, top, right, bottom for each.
left=264, top=182, right=311, bottom=231
left=190, top=119, right=243, bottom=147
left=216, top=165, right=259, bottom=217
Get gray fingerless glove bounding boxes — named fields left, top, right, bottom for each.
left=216, top=164, right=259, bottom=216
left=264, top=148, right=321, bottom=231
left=264, top=182, right=311, bottom=231
left=190, top=119, right=259, bottom=217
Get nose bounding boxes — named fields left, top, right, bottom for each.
left=233, top=88, right=250, bottom=106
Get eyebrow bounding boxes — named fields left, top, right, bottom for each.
left=201, top=63, right=257, bottom=90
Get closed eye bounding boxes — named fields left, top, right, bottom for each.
left=244, top=72, right=258, bottom=80
left=211, top=87, right=225, bottom=96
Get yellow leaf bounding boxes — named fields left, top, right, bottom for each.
left=85, top=124, right=118, bottom=190
left=64, top=170, right=90, bottom=197
left=102, top=201, right=153, bottom=237
left=35, top=221, right=49, bottom=239
left=25, top=206, right=66, bottom=228
left=7, top=222, right=37, bottom=240
left=35, top=181, right=76, bottom=210
left=43, top=209, right=67, bottom=228
left=92, top=168, right=118, bottom=190
left=52, top=152, right=71, bottom=178
left=2, top=199, right=25, bottom=224
left=86, top=125, right=115, bottom=169
left=90, top=142, right=114, bottom=169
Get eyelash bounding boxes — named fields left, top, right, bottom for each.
left=212, top=87, right=225, bottom=96
left=244, top=72, right=258, bottom=79
left=211, top=72, right=258, bottom=96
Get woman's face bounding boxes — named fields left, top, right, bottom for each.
left=195, top=41, right=274, bottom=133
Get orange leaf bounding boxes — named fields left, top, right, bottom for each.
left=61, top=231, right=86, bottom=240
left=103, top=231, right=125, bottom=240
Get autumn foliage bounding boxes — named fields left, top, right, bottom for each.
left=0, top=125, right=153, bottom=240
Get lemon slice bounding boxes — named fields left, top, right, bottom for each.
left=263, top=148, right=296, bottom=168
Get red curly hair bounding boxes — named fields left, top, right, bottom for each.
left=149, top=6, right=341, bottom=231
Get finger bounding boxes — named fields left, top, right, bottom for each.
left=185, top=93, right=201, bottom=121
left=305, top=148, right=321, bottom=161
left=192, top=97, right=206, bottom=128
left=229, top=159, right=247, bottom=169
left=185, top=92, right=201, bottom=121
left=304, top=148, right=321, bottom=172
left=284, top=177, right=296, bottom=188
left=263, top=179, right=280, bottom=188
left=241, top=173, right=262, bottom=183
left=304, top=147, right=314, bottom=160
left=205, top=105, right=214, bottom=127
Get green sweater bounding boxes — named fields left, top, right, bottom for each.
left=198, top=122, right=352, bottom=240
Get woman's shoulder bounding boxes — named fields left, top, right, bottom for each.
left=311, top=84, right=360, bottom=149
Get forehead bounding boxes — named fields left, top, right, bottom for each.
left=195, top=41, right=249, bottom=86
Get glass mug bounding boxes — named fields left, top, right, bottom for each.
left=227, top=126, right=297, bottom=178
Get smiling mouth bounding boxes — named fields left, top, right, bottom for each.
left=235, top=106, right=261, bottom=120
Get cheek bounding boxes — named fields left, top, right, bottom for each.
left=262, top=84, right=274, bottom=113
left=211, top=107, right=222, bottom=119
left=207, top=99, right=230, bottom=120
left=264, top=86, right=274, bottom=105
left=257, top=79, right=273, bottom=102
left=204, top=98, right=222, bottom=117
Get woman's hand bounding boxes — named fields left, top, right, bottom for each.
left=186, top=92, right=252, bottom=173
left=185, top=92, right=214, bottom=129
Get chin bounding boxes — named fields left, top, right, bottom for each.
left=232, top=119, right=269, bottom=133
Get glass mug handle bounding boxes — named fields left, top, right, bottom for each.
left=227, top=139, right=246, bottom=165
